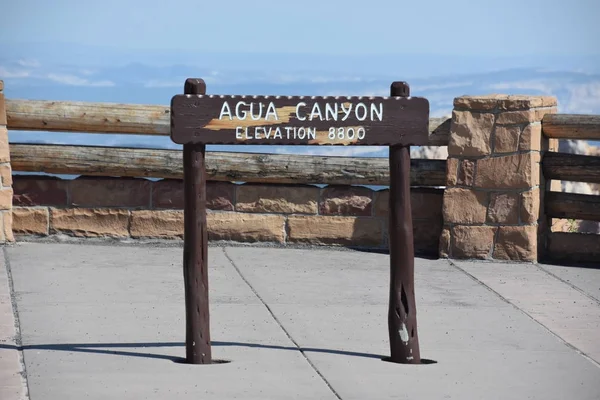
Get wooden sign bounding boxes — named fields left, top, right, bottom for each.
left=170, top=95, right=430, bottom=146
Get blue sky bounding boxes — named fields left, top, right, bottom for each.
left=1, top=0, right=599, bottom=159
left=2, top=0, right=599, bottom=57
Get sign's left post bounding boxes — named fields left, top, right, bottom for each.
left=181, top=78, right=212, bottom=364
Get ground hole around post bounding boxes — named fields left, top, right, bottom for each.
left=381, top=357, right=437, bottom=365
left=172, top=358, right=232, bottom=365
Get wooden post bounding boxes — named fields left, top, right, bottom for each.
left=182, top=78, right=212, bottom=364
left=387, top=81, right=421, bottom=364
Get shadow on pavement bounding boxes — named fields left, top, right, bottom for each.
left=0, top=341, right=386, bottom=362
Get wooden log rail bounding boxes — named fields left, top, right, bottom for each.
left=545, top=191, right=600, bottom=222
left=9, top=143, right=447, bottom=186
left=542, top=152, right=600, bottom=184
left=542, top=114, right=600, bottom=140
left=5, top=99, right=451, bottom=146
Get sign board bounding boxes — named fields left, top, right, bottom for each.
left=170, top=95, right=430, bottom=146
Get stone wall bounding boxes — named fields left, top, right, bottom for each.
left=0, top=81, right=13, bottom=243
left=440, top=95, right=558, bottom=261
left=11, top=175, right=444, bottom=255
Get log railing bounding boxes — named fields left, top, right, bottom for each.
left=541, top=113, right=600, bottom=263
left=5, top=98, right=451, bottom=186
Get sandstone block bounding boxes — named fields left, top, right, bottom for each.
left=209, top=212, right=285, bottom=243
left=0, top=164, right=12, bottom=187
left=320, top=186, right=372, bottom=216
left=152, top=180, right=235, bottom=211
left=457, top=159, right=475, bottom=186
left=130, top=210, right=183, bottom=238
left=287, top=216, right=382, bottom=247
left=496, top=110, right=536, bottom=125
left=373, top=188, right=443, bottom=220
left=451, top=225, right=497, bottom=259
left=446, top=157, right=458, bottom=186
left=442, top=188, right=488, bottom=224
left=2, top=211, right=13, bottom=242
left=0, top=188, right=12, bottom=210
left=236, top=184, right=318, bottom=214
left=519, top=124, right=542, bottom=151
left=535, top=107, right=557, bottom=121
left=487, top=192, right=519, bottom=224
left=439, top=226, right=451, bottom=258
left=51, top=208, right=129, bottom=237
left=475, top=153, right=539, bottom=189
left=0, top=80, right=4, bottom=91
left=0, top=127, right=9, bottom=163
left=13, top=176, right=68, bottom=206
left=494, top=225, right=537, bottom=261
left=453, top=95, right=556, bottom=111
left=12, top=207, right=48, bottom=235
left=520, top=189, right=540, bottom=224
left=494, top=125, right=520, bottom=153
left=0, top=93, right=6, bottom=125
left=70, top=177, right=151, bottom=208
left=448, top=110, right=495, bottom=156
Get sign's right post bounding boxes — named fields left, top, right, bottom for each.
left=387, top=81, right=421, bottom=364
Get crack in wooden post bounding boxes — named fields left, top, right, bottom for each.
left=388, top=81, right=421, bottom=364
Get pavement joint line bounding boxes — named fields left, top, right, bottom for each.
left=3, top=246, right=31, bottom=400
left=221, top=247, right=343, bottom=400
left=534, top=262, right=600, bottom=305
left=448, top=259, right=600, bottom=369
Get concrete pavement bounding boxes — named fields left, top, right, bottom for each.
left=1, top=241, right=599, bottom=399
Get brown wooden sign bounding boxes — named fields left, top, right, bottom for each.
left=170, top=95, right=430, bottom=146
left=171, top=78, right=424, bottom=366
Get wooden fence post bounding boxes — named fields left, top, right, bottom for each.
left=387, top=81, right=421, bottom=364
left=182, top=78, right=212, bottom=364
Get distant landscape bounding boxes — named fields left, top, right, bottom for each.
left=1, top=43, right=599, bottom=158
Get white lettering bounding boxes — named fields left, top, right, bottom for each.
left=236, top=126, right=243, bottom=139
left=274, top=127, right=283, bottom=139
left=249, top=103, right=263, bottom=121
left=297, top=127, right=306, bottom=139
left=357, top=126, right=366, bottom=139
left=285, top=127, right=293, bottom=139
left=355, top=103, right=367, bottom=121
left=264, top=127, right=272, bottom=139
left=265, top=102, right=278, bottom=120
left=219, top=102, right=233, bottom=120
left=325, top=103, right=337, bottom=121
left=371, top=103, right=383, bottom=121
left=254, top=127, right=262, bottom=139
left=340, top=103, right=352, bottom=121
left=235, top=101, right=248, bottom=120
left=296, top=102, right=306, bottom=121
left=307, top=127, right=316, bottom=140
left=309, top=103, right=323, bottom=121
left=245, top=127, right=253, bottom=139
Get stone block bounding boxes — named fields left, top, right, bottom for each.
left=2, top=211, right=13, bottom=242
left=320, top=186, right=372, bottom=216
left=0, top=93, right=5, bottom=125
left=446, top=157, right=458, bottom=186
left=130, top=210, right=183, bottom=238
left=457, top=159, right=475, bottom=186
left=494, top=225, right=537, bottom=261
left=0, top=127, right=9, bottom=163
left=209, top=212, right=285, bottom=243
left=448, top=110, right=495, bottom=157
left=439, top=226, right=451, bottom=258
left=494, top=125, right=520, bottom=153
left=442, top=188, right=488, bottom=224
left=451, top=225, right=497, bottom=259
left=496, top=110, right=536, bottom=125
left=519, top=124, right=542, bottom=151
left=287, top=216, right=383, bottom=247
left=236, top=184, right=318, bottom=214
left=487, top=192, right=519, bottom=224
left=520, top=189, right=540, bottom=224
left=0, top=188, right=12, bottom=210
left=474, top=153, right=539, bottom=189
left=12, top=207, right=48, bottom=235
left=152, top=180, right=235, bottom=211
left=13, top=176, right=68, bottom=206
left=0, top=164, right=12, bottom=187
left=51, top=208, right=129, bottom=237
left=70, top=177, right=151, bottom=208
left=453, top=95, right=556, bottom=111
